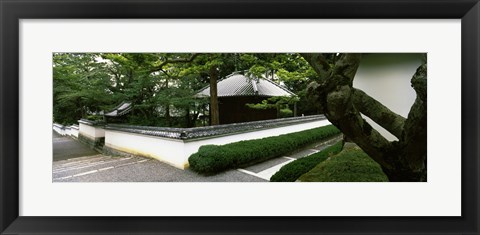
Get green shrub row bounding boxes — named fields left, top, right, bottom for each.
left=270, top=141, right=344, bottom=182
left=188, top=125, right=341, bottom=175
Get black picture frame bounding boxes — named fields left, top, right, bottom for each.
left=1, top=0, right=479, bottom=234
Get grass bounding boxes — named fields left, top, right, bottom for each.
left=270, top=141, right=344, bottom=182
left=298, top=145, right=389, bottom=182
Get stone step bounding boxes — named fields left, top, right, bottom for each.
left=53, top=156, right=146, bottom=179
left=53, top=155, right=113, bottom=170
left=53, top=157, right=131, bottom=174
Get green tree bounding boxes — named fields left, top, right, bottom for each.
left=177, top=53, right=241, bottom=126
left=99, top=53, right=203, bottom=127
left=53, top=53, right=112, bottom=124
left=240, top=53, right=321, bottom=116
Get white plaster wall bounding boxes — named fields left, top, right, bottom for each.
left=104, top=119, right=331, bottom=169
left=53, top=124, right=65, bottom=136
left=70, top=126, right=79, bottom=138
left=79, top=123, right=105, bottom=139
left=53, top=124, right=79, bottom=138
left=353, top=53, right=424, bottom=141
left=95, top=127, right=105, bottom=138
left=105, top=130, right=186, bottom=169
left=65, top=127, right=71, bottom=136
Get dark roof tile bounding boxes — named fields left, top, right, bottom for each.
left=196, top=73, right=295, bottom=97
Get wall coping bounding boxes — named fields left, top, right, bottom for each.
left=53, top=123, right=79, bottom=129
left=105, top=115, right=327, bottom=140
left=53, top=123, right=64, bottom=129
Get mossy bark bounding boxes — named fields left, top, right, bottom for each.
left=301, top=53, right=427, bottom=182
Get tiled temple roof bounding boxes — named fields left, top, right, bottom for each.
left=104, top=101, right=132, bottom=117
left=196, top=72, right=295, bottom=98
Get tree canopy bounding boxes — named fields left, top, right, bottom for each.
left=53, top=53, right=319, bottom=126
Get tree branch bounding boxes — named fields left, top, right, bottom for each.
left=300, top=53, right=331, bottom=79
left=352, top=88, right=406, bottom=139
left=324, top=85, right=393, bottom=168
left=331, top=53, right=362, bottom=86
left=150, top=53, right=199, bottom=73
left=302, top=52, right=428, bottom=181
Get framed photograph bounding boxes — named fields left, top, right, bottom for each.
left=1, top=0, right=478, bottom=234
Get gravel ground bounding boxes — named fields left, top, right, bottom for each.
left=242, top=157, right=291, bottom=173
left=56, top=159, right=267, bottom=182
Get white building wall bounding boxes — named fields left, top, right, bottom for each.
left=53, top=124, right=65, bottom=136
left=105, top=119, right=332, bottom=169
left=353, top=53, right=424, bottom=141
left=53, top=123, right=80, bottom=138
left=79, top=122, right=105, bottom=139
left=65, top=126, right=71, bottom=136
left=95, top=127, right=105, bottom=138
left=105, top=131, right=186, bottom=169
left=70, top=126, right=79, bottom=138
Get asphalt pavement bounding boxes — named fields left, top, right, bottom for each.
left=53, top=131, right=97, bottom=161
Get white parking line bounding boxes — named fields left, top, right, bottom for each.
left=73, top=170, right=97, bottom=177
left=98, top=166, right=114, bottom=171
left=237, top=169, right=269, bottom=180
left=237, top=157, right=298, bottom=181
left=255, top=158, right=296, bottom=180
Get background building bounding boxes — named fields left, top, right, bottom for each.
left=196, top=72, right=297, bottom=124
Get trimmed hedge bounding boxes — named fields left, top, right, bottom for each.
left=270, top=141, right=344, bottom=182
left=298, top=146, right=389, bottom=182
left=189, top=125, right=341, bottom=175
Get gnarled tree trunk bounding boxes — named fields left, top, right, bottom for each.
left=301, top=53, right=427, bottom=182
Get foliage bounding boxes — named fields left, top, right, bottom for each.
left=243, top=53, right=321, bottom=116
left=246, top=96, right=300, bottom=118
left=53, top=53, right=113, bottom=125
left=297, top=145, right=389, bottom=182
left=53, top=53, right=206, bottom=126
left=279, top=108, right=293, bottom=118
left=53, top=53, right=324, bottom=127
left=246, top=96, right=299, bottom=109
left=270, top=141, right=344, bottom=182
left=85, top=115, right=104, bottom=122
left=188, top=125, right=341, bottom=175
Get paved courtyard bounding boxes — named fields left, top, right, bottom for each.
left=53, top=131, right=340, bottom=182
